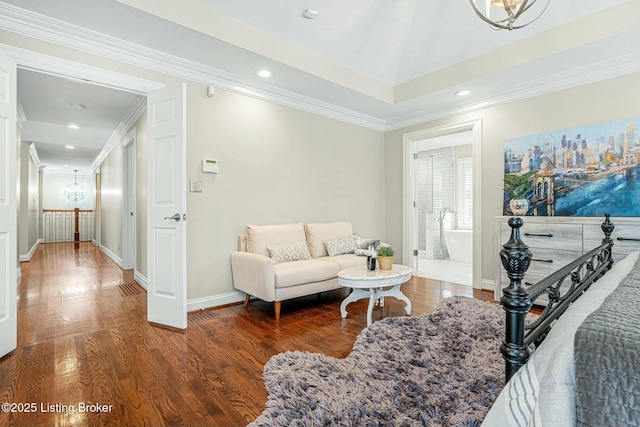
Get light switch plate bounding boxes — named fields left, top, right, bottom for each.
left=189, top=180, right=202, bottom=192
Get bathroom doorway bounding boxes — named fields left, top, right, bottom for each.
left=412, top=131, right=473, bottom=286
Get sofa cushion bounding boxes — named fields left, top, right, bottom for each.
left=274, top=259, right=340, bottom=289
left=317, top=253, right=366, bottom=270
left=324, top=235, right=358, bottom=257
left=247, top=223, right=306, bottom=257
left=267, top=242, right=311, bottom=264
left=305, top=221, right=354, bottom=258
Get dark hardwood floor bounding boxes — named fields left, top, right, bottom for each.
left=0, top=242, right=496, bottom=427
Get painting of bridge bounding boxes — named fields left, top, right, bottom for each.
left=503, top=118, right=640, bottom=216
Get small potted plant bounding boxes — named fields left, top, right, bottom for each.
left=377, top=246, right=394, bottom=270
left=504, top=171, right=536, bottom=216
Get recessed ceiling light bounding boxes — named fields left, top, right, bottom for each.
left=64, top=165, right=69, bottom=168
left=68, top=124, right=79, bottom=129
left=65, top=145, right=75, bottom=149
left=256, top=69, right=274, bottom=78
left=455, top=90, right=471, bottom=97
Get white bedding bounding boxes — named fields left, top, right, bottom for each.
left=482, top=251, right=639, bottom=427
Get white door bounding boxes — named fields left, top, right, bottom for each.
left=0, top=53, right=17, bottom=358
left=147, top=83, right=187, bottom=329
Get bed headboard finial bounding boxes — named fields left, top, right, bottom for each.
left=601, top=213, right=614, bottom=245
left=499, top=217, right=534, bottom=381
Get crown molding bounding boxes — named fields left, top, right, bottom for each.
left=386, top=49, right=640, bottom=132
left=91, top=96, right=147, bottom=171
left=16, top=97, right=26, bottom=127
left=27, top=143, right=44, bottom=169
left=2, top=2, right=640, bottom=134
left=0, top=2, right=385, bottom=131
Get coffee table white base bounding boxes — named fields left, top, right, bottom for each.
left=338, top=265, right=412, bottom=326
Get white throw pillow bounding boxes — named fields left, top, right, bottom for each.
left=324, top=236, right=358, bottom=257
left=267, top=242, right=311, bottom=264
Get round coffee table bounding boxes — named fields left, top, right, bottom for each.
left=337, top=264, right=412, bottom=326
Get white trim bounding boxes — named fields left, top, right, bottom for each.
left=0, top=4, right=385, bottom=131
left=16, top=267, right=21, bottom=282
left=91, top=98, right=146, bottom=170
left=482, top=278, right=495, bottom=292
left=2, top=3, right=640, bottom=132
left=99, top=244, right=123, bottom=269
left=28, top=143, right=43, bottom=169
left=187, top=291, right=246, bottom=312
left=403, top=119, right=483, bottom=289
left=134, top=270, right=148, bottom=291
left=19, top=238, right=42, bottom=262
left=16, top=97, right=26, bottom=127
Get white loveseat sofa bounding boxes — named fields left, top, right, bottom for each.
left=231, top=221, right=375, bottom=319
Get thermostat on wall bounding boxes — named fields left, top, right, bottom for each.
left=202, top=159, right=219, bottom=173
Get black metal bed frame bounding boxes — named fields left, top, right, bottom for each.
left=499, top=213, right=615, bottom=382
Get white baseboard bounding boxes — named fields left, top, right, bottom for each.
left=91, top=239, right=98, bottom=246
left=134, top=270, right=148, bottom=290
left=16, top=266, right=21, bottom=282
left=187, top=291, right=245, bottom=312
left=481, top=278, right=495, bottom=291
left=99, top=245, right=123, bottom=268
left=19, top=238, right=43, bottom=262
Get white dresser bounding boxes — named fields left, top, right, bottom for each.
left=494, top=216, right=640, bottom=301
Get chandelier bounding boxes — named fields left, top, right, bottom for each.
left=64, top=170, right=87, bottom=202
left=468, top=0, right=551, bottom=31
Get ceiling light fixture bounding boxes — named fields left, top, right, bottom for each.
left=455, top=90, right=471, bottom=97
left=468, top=0, right=550, bottom=30
left=68, top=124, right=79, bottom=129
left=256, top=69, right=274, bottom=78
left=64, top=170, right=87, bottom=203
left=65, top=145, right=75, bottom=149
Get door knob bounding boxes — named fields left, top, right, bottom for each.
left=164, top=213, right=181, bottom=222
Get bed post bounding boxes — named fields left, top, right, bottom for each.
left=499, top=217, right=533, bottom=382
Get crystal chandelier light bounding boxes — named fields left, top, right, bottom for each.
left=468, top=0, right=551, bottom=30
left=64, top=170, right=87, bottom=202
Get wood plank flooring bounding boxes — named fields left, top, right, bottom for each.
left=0, top=242, right=496, bottom=427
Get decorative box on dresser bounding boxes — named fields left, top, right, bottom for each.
left=494, top=215, right=640, bottom=301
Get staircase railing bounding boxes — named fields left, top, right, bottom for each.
left=43, top=209, right=95, bottom=247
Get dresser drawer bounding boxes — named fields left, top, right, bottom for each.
left=499, top=222, right=582, bottom=251
left=584, top=223, right=640, bottom=260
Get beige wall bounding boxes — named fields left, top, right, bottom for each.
left=17, top=140, right=40, bottom=259
left=100, top=141, right=123, bottom=258
left=185, top=84, right=385, bottom=299
left=385, top=71, right=640, bottom=286
left=135, top=114, right=148, bottom=277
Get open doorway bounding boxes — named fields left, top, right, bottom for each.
left=403, top=120, right=483, bottom=289
left=413, top=133, right=473, bottom=286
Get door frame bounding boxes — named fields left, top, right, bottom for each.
left=402, top=119, right=483, bottom=289
left=122, top=129, right=136, bottom=270
left=0, top=47, right=183, bottom=325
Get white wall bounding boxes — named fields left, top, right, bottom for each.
left=385, top=71, right=640, bottom=287
left=43, top=172, right=94, bottom=210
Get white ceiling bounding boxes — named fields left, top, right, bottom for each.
left=18, top=69, right=144, bottom=172
left=5, top=0, right=640, bottom=170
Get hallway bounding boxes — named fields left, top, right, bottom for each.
left=0, top=242, right=490, bottom=426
